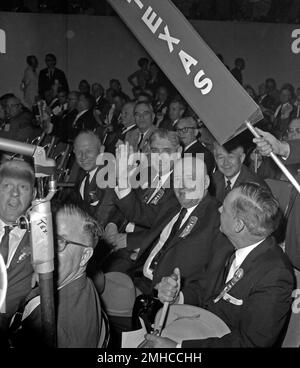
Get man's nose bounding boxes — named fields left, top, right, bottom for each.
left=11, top=186, right=20, bottom=197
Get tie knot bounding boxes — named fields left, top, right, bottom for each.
left=226, top=179, right=231, bottom=187
left=4, top=226, right=11, bottom=235
left=179, top=207, right=188, bottom=218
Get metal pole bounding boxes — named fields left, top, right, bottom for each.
left=245, top=121, right=300, bottom=194
left=39, top=272, right=56, bottom=347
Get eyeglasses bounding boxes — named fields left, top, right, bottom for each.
left=288, top=128, right=300, bottom=134
left=134, top=111, right=152, bottom=119
left=56, top=235, right=90, bottom=252
left=176, top=127, right=196, bottom=134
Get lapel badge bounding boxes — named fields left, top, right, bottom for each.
left=150, top=188, right=165, bottom=205
left=179, top=216, right=198, bottom=238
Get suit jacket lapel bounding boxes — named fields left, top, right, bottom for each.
left=8, top=232, right=30, bottom=270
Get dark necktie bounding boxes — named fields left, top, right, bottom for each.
left=150, top=207, right=188, bottom=271
left=137, top=133, right=144, bottom=150
left=83, top=172, right=91, bottom=202
left=223, top=251, right=236, bottom=284
left=224, top=178, right=232, bottom=197
left=0, top=226, right=12, bottom=264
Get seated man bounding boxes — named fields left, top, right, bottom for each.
left=125, top=101, right=156, bottom=153
left=159, top=99, right=186, bottom=131
left=103, top=129, right=181, bottom=272
left=176, top=116, right=215, bottom=175
left=102, top=156, right=224, bottom=309
left=11, top=204, right=104, bottom=348
left=147, top=183, right=294, bottom=348
left=0, top=160, right=35, bottom=343
left=0, top=95, right=40, bottom=143
left=212, top=137, right=268, bottom=203
left=73, top=130, right=117, bottom=228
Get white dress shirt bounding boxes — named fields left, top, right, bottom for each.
left=224, top=170, right=240, bottom=188
left=143, top=204, right=198, bottom=280
left=0, top=219, right=26, bottom=269
left=225, top=239, right=265, bottom=282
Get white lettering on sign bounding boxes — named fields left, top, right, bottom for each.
left=194, top=70, right=213, bottom=95
left=291, top=29, right=300, bottom=54
left=158, top=25, right=180, bottom=53
left=178, top=50, right=198, bottom=75
left=0, top=29, right=6, bottom=54
left=126, top=0, right=143, bottom=8
left=130, top=2, right=213, bottom=95
left=142, top=6, right=162, bottom=34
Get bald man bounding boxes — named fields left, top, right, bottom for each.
left=102, top=156, right=225, bottom=304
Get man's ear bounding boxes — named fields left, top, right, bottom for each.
left=177, top=145, right=183, bottom=157
left=32, top=188, right=37, bottom=201
left=235, top=218, right=245, bottom=233
left=204, top=174, right=210, bottom=190
left=80, top=248, right=93, bottom=268
left=240, top=152, right=246, bottom=164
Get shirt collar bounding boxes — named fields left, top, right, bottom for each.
left=87, top=167, right=98, bottom=181
left=76, top=109, right=88, bottom=119
left=224, top=170, right=241, bottom=187
left=234, top=238, right=265, bottom=267
left=184, top=140, right=198, bottom=152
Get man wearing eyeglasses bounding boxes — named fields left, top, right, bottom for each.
left=11, top=204, right=104, bottom=348
left=0, top=95, right=40, bottom=143
left=176, top=117, right=215, bottom=175
left=125, top=102, right=156, bottom=152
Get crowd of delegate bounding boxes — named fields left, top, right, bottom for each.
left=0, top=52, right=300, bottom=348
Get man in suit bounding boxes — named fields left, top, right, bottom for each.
left=159, top=99, right=186, bottom=130
left=12, top=204, right=104, bottom=348
left=212, top=139, right=268, bottom=203
left=125, top=101, right=156, bottom=152
left=0, top=96, right=40, bottom=143
left=272, top=87, right=295, bottom=139
left=67, top=93, right=100, bottom=142
left=103, top=129, right=181, bottom=272
left=102, top=156, right=223, bottom=307
left=92, top=83, right=110, bottom=122
left=103, top=102, right=136, bottom=154
left=0, top=160, right=35, bottom=341
left=38, top=53, right=69, bottom=99
left=176, top=116, right=215, bottom=175
left=254, top=128, right=300, bottom=271
left=146, top=183, right=294, bottom=348
left=73, top=131, right=116, bottom=227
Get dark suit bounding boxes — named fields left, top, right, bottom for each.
left=212, top=164, right=269, bottom=203
left=0, top=110, right=41, bottom=143
left=75, top=166, right=117, bottom=227
left=0, top=232, right=33, bottom=333
left=159, top=118, right=177, bottom=131
left=104, top=124, right=137, bottom=154
left=38, top=67, right=69, bottom=99
left=283, top=140, right=300, bottom=270
left=182, top=237, right=295, bottom=347
left=68, top=109, right=101, bottom=142
left=183, top=140, right=215, bottom=175
left=114, top=172, right=179, bottom=230
left=95, top=96, right=110, bottom=121
left=128, top=195, right=223, bottom=295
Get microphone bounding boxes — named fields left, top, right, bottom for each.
left=213, top=268, right=244, bottom=303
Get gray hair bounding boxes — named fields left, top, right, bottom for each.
left=231, top=183, right=280, bottom=237
left=149, top=128, right=180, bottom=149
left=0, top=160, right=35, bottom=187
left=57, top=204, right=103, bottom=248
